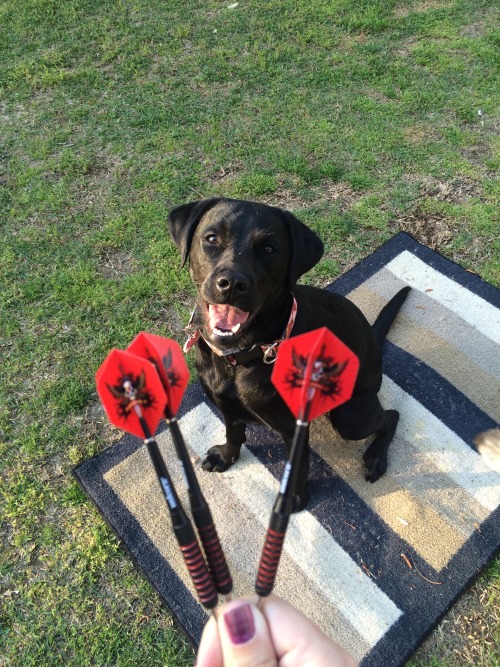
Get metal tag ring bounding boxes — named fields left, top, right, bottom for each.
left=263, top=343, right=279, bottom=364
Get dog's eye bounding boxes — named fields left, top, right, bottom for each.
left=262, top=244, right=276, bottom=255
left=205, top=234, right=218, bottom=245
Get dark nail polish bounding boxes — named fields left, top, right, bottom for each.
left=223, top=604, right=255, bottom=645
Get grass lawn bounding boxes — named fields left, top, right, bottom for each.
left=1, top=0, right=498, bottom=665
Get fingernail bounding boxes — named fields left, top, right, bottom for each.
left=223, top=604, right=255, bottom=645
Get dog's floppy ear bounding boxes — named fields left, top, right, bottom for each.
left=168, top=198, right=222, bottom=268
left=279, top=210, right=324, bottom=284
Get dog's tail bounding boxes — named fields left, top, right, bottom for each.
left=372, top=286, right=411, bottom=346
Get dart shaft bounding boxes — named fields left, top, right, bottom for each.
left=279, top=419, right=309, bottom=501
left=255, top=419, right=309, bottom=598
left=167, top=416, right=233, bottom=595
left=167, top=417, right=206, bottom=506
left=138, top=416, right=218, bottom=609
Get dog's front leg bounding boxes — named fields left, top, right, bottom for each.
left=201, top=420, right=246, bottom=472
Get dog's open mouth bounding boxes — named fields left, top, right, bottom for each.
left=207, top=303, right=250, bottom=337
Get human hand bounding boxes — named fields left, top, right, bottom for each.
left=195, top=594, right=358, bottom=666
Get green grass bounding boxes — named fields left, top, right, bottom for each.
left=1, top=0, right=498, bottom=665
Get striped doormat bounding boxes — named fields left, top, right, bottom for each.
left=74, top=232, right=500, bottom=667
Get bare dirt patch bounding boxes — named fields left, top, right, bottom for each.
left=97, top=250, right=136, bottom=279
left=403, top=123, right=440, bottom=146
left=157, top=300, right=191, bottom=342
left=460, top=21, right=487, bottom=38
left=461, top=142, right=494, bottom=171
left=262, top=189, right=308, bottom=210
left=397, top=207, right=453, bottom=248
left=210, top=160, right=244, bottom=184
left=313, top=181, right=361, bottom=207
left=403, top=175, right=483, bottom=203
left=394, top=176, right=483, bottom=248
left=74, top=154, right=126, bottom=214
left=82, top=399, right=117, bottom=440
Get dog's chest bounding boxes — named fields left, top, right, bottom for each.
left=197, top=352, right=276, bottom=417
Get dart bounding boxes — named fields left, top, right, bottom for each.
left=127, top=333, right=233, bottom=597
left=96, top=348, right=218, bottom=609
left=255, top=327, right=359, bottom=598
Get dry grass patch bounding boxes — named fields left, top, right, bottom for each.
left=397, top=207, right=453, bottom=248
left=403, top=175, right=483, bottom=203
left=97, top=250, right=136, bottom=280
left=394, top=1, right=456, bottom=19
left=261, top=180, right=362, bottom=211
left=403, top=123, right=441, bottom=147
left=412, top=567, right=500, bottom=666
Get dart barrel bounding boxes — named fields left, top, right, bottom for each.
left=196, top=519, right=233, bottom=595
left=180, top=538, right=219, bottom=609
left=255, top=514, right=289, bottom=597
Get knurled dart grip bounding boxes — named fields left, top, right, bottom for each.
left=180, top=539, right=218, bottom=609
left=255, top=527, right=286, bottom=597
left=197, top=521, right=233, bottom=595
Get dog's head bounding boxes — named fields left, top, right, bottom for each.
left=168, top=198, right=324, bottom=348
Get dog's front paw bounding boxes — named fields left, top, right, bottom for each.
left=363, top=444, right=388, bottom=483
left=201, top=444, right=240, bottom=473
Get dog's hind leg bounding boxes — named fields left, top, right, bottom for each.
left=201, top=420, right=246, bottom=472
left=329, top=393, right=400, bottom=483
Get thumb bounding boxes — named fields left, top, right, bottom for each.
left=216, top=600, right=277, bottom=667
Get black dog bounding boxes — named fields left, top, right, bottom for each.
left=168, top=197, right=410, bottom=510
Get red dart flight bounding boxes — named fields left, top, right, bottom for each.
left=127, top=332, right=189, bottom=416
left=271, top=327, right=359, bottom=421
left=96, top=348, right=167, bottom=439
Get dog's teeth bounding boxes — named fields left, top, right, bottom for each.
left=212, top=323, right=241, bottom=337
left=213, top=327, right=234, bottom=337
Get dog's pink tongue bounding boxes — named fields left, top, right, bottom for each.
left=208, top=304, right=249, bottom=333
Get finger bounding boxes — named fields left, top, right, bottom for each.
left=218, top=600, right=278, bottom=667
left=196, top=614, right=223, bottom=667
left=259, top=594, right=358, bottom=666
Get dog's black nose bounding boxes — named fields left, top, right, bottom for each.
left=216, top=271, right=249, bottom=296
